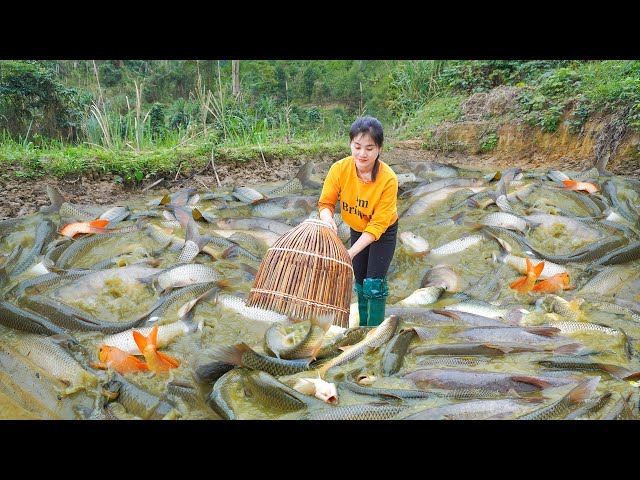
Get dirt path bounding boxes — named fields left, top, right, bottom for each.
left=0, top=146, right=635, bottom=221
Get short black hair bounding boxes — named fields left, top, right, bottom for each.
left=349, top=116, right=384, bottom=181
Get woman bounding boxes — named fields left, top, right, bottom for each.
left=318, top=116, right=398, bottom=327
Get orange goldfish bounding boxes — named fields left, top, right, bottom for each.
left=561, top=180, right=599, bottom=194
left=60, top=219, right=111, bottom=238
left=132, top=325, right=180, bottom=374
left=91, top=344, right=149, bottom=375
left=510, top=257, right=545, bottom=294
left=532, top=272, right=575, bottom=293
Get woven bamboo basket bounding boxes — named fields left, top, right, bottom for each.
left=246, top=218, right=353, bottom=328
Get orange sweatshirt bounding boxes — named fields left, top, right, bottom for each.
left=318, top=156, right=398, bottom=240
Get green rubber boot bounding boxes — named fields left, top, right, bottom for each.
left=363, top=277, right=389, bottom=327
left=354, top=282, right=368, bottom=327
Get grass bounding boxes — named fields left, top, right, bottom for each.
left=394, top=94, right=465, bottom=140
left=0, top=134, right=348, bottom=181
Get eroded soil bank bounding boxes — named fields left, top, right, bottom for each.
left=1, top=136, right=639, bottom=221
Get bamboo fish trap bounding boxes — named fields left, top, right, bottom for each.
left=246, top=218, right=353, bottom=328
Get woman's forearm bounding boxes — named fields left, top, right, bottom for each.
left=347, top=231, right=375, bottom=259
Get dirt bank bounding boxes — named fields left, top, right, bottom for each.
left=1, top=144, right=638, bottom=222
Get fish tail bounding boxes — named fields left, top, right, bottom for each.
left=44, top=185, right=65, bottom=213
left=562, top=180, right=578, bottom=189
left=132, top=325, right=158, bottom=353
left=568, top=376, right=600, bottom=404
left=209, top=343, right=253, bottom=367
left=311, top=313, right=334, bottom=332
left=532, top=260, right=545, bottom=278
left=156, top=350, right=180, bottom=368
left=88, top=219, right=110, bottom=228
left=597, top=363, right=631, bottom=379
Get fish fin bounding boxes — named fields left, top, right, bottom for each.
left=413, top=327, right=433, bottom=341
left=561, top=180, right=578, bottom=189
left=156, top=350, right=180, bottom=368
left=159, top=194, right=171, bottom=205
left=482, top=343, right=513, bottom=354
left=552, top=343, right=584, bottom=355
left=89, top=362, right=108, bottom=370
left=432, top=309, right=461, bottom=320
left=597, top=363, right=631, bottom=379
left=524, top=326, right=561, bottom=337
left=208, top=343, right=253, bottom=366
left=622, top=371, right=640, bottom=381
left=292, top=378, right=317, bottom=396
left=510, top=376, right=553, bottom=389
left=88, top=219, right=110, bottom=228
left=568, top=377, right=600, bottom=404
left=509, top=275, right=528, bottom=290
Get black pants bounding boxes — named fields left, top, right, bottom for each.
left=350, top=219, right=398, bottom=285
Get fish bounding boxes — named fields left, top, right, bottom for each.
left=205, top=368, right=245, bottom=420
left=386, top=307, right=507, bottom=327
left=302, top=402, right=409, bottom=420
left=263, top=314, right=332, bottom=360
left=56, top=223, right=142, bottom=269
left=563, top=392, right=614, bottom=420
left=17, top=294, right=149, bottom=334
left=381, top=327, right=420, bottom=375
left=492, top=237, right=568, bottom=280
left=531, top=272, right=575, bottom=293
left=410, top=342, right=583, bottom=356
left=140, top=263, right=223, bottom=293
left=480, top=212, right=530, bottom=234
left=429, top=233, right=486, bottom=257
left=9, top=333, right=98, bottom=395
left=208, top=342, right=313, bottom=377
left=59, top=219, right=112, bottom=238
left=562, top=180, right=598, bottom=194
left=291, top=374, right=338, bottom=403
left=92, top=344, right=149, bottom=375
left=314, top=327, right=369, bottom=359
left=451, top=326, right=577, bottom=348
left=398, top=231, right=429, bottom=256
left=403, top=368, right=577, bottom=394
left=510, top=257, right=545, bottom=293
left=536, top=357, right=632, bottom=379
left=0, top=300, right=69, bottom=336
left=132, top=325, right=180, bottom=374
left=242, top=370, right=326, bottom=411
left=316, top=315, right=399, bottom=378
left=102, top=373, right=181, bottom=420
left=592, top=240, right=640, bottom=266
left=339, top=380, right=441, bottom=400
left=404, top=398, right=545, bottom=420
left=9, top=218, right=58, bottom=277
left=515, top=377, right=600, bottom=420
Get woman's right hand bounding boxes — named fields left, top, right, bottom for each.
left=319, top=208, right=338, bottom=234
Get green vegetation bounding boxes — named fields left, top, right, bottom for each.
left=1, top=59, right=638, bottom=182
